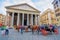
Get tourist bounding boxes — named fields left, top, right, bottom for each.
left=20, top=25, right=24, bottom=34
left=31, top=25, right=34, bottom=34
left=37, top=25, right=40, bottom=34
left=16, top=25, right=20, bottom=32
left=40, top=24, right=44, bottom=30
left=1, top=30, right=5, bottom=36
left=5, top=29, right=9, bottom=35
left=5, top=25, right=9, bottom=35
left=28, top=25, right=30, bottom=28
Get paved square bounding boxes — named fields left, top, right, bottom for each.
left=0, top=28, right=60, bottom=40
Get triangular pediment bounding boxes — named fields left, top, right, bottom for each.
left=6, top=3, right=40, bottom=12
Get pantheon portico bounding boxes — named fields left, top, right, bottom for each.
left=5, top=3, right=40, bottom=26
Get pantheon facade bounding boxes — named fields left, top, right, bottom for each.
left=5, top=3, right=40, bottom=26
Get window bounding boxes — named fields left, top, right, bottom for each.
left=56, top=13, right=60, bottom=16
left=59, top=0, right=60, bottom=1
left=56, top=1, right=58, bottom=4
left=57, top=5, right=58, bottom=7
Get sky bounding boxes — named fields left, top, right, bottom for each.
left=0, top=0, right=54, bottom=15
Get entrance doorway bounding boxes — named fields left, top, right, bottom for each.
left=24, top=14, right=27, bottom=26
left=14, top=13, right=17, bottom=26
left=24, top=20, right=27, bottom=26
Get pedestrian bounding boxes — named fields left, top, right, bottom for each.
left=5, top=25, right=9, bottom=35
left=16, top=27, right=20, bottom=32
left=31, top=25, right=34, bottom=34
left=25, top=27, right=28, bottom=32
left=5, top=29, right=9, bottom=35
left=1, top=30, right=5, bottom=36
left=40, top=24, right=44, bottom=30
left=37, top=25, right=40, bottom=34
left=20, top=26, right=24, bottom=34
left=28, top=25, right=30, bottom=28
left=49, top=24, right=54, bottom=32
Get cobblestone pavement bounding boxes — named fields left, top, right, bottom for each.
left=0, top=28, right=60, bottom=40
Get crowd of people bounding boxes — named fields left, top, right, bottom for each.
left=14, top=24, right=58, bottom=35
left=0, top=24, right=59, bottom=36
left=0, top=25, right=9, bottom=36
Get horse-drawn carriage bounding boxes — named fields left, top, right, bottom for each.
left=40, top=24, right=58, bottom=35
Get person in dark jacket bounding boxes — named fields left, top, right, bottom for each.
left=5, top=29, right=9, bottom=35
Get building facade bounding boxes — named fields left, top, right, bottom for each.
left=52, top=0, right=60, bottom=25
left=5, top=3, right=40, bottom=27
left=40, top=9, right=57, bottom=25
left=0, top=14, right=5, bottom=25
left=5, top=15, right=11, bottom=26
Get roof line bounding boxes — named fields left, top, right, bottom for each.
left=5, top=3, right=41, bottom=12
